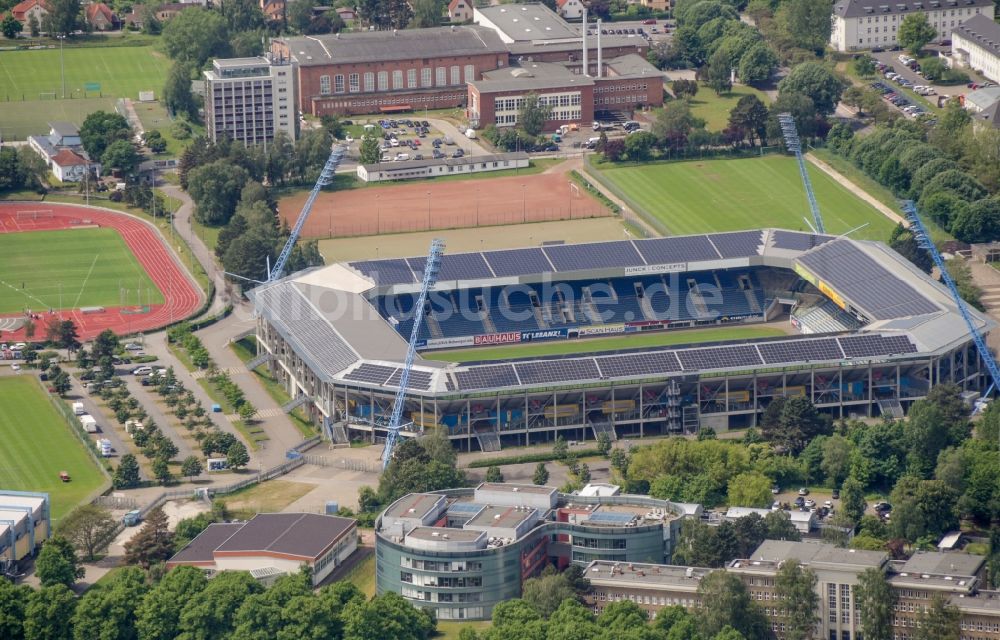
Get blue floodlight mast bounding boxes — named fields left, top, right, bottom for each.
left=268, top=145, right=347, bottom=282
left=382, top=238, right=446, bottom=469
left=902, top=201, right=1000, bottom=411
left=777, top=113, right=824, bottom=234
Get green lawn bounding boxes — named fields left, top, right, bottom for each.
left=0, top=377, right=106, bottom=522
left=423, top=326, right=787, bottom=363
left=0, top=43, right=170, bottom=140
left=132, top=100, right=201, bottom=157
left=597, top=155, right=897, bottom=241
left=0, top=228, right=163, bottom=314
left=685, top=85, right=773, bottom=131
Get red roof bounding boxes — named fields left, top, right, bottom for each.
left=11, top=0, right=48, bottom=21
left=85, top=2, right=115, bottom=24
left=52, top=149, right=89, bottom=167
left=448, top=0, right=467, bottom=11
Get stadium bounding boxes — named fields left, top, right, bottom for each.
left=248, top=228, right=993, bottom=452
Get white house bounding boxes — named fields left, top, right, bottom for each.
left=952, top=14, right=1000, bottom=84
left=724, top=506, right=816, bottom=534
left=356, top=152, right=530, bottom=183
left=27, top=122, right=99, bottom=183
left=555, top=0, right=584, bottom=20
left=50, top=149, right=91, bottom=182
left=830, top=0, right=995, bottom=52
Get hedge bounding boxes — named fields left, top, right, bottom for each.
left=466, top=448, right=603, bottom=468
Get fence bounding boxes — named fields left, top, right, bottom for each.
left=302, top=455, right=382, bottom=473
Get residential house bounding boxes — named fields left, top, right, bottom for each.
left=261, top=0, right=284, bottom=22
left=334, top=6, right=355, bottom=21
left=637, top=0, right=669, bottom=12
left=555, top=0, right=584, bottom=20
left=85, top=2, right=118, bottom=30
left=122, top=9, right=143, bottom=28
left=448, top=0, right=473, bottom=23
left=50, top=149, right=91, bottom=182
left=154, top=3, right=191, bottom=21
left=27, top=122, right=100, bottom=183
left=952, top=14, right=1000, bottom=84
left=11, top=0, right=48, bottom=24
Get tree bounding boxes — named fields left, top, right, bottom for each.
left=181, top=455, right=203, bottom=479
left=57, top=504, right=117, bottom=561
left=124, top=507, right=174, bottom=569
left=775, top=0, right=833, bottom=51
left=227, top=440, right=251, bottom=469
left=101, top=139, right=140, bottom=176
left=522, top=571, right=579, bottom=617
left=596, top=432, right=613, bottom=456
left=485, top=465, right=504, bottom=483
left=854, top=53, right=877, bottom=77
left=2, top=14, right=23, bottom=38
left=136, top=565, right=208, bottom=640
left=728, top=93, right=769, bottom=146
left=287, top=0, right=313, bottom=31
left=187, top=160, right=250, bottom=226
left=890, top=477, right=959, bottom=542
left=519, top=93, right=552, bottom=137
left=760, top=396, right=831, bottom=453
left=840, top=475, right=866, bottom=525
left=28, top=14, right=39, bottom=37
left=737, top=42, right=777, bottom=85
left=161, top=7, right=230, bottom=67
left=653, top=99, right=702, bottom=148
left=856, top=567, right=895, bottom=640
left=774, top=558, right=818, bottom=640
left=553, top=436, right=569, bottom=460
left=673, top=78, right=699, bottom=99
left=821, top=434, right=853, bottom=487
left=152, top=456, right=173, bottom=485
left=889, top=224, right=933, bottom=273
left=952, top=197, right=1000, bottom=244
left=696, top=570, right=767, bottom=639
left=237, top=402, right=257, bottom=423
left=915, top=593, right=960, bottom=640
left=763, top=510, right=801, bottom=541
left=72, top=566, right=149, bottom=640
left=359, top=135, right=383, bottom=165
left=533, top=462, right=550, bottom=485
left=410, top=0, right=439, bottom=27
left=80, top=111, right=131, bottom=162
left=51, top=371, right=71, bottom=396
left=0, top=577, right=29, bottom=640
left=341, top=591, right=434, bottom=640
left=24, top=584, right=76, bottom=640
left=45, top=0, right=82, bottom=36
left=898, top=13, right=936, bottom=55
left=164, top=62, right=198, bottom=119
left=112, top=453, right=141, bottom=489
left=358, top=0, right=412, bottom=30
left=726, top=471, right=773, bottom=507
left=49, top=319, right=80, bottom=351
left=706, top=47, right=733, bottom=95
left=778, top=62, right=845, bottom=116
left=36, top=536, right=84, bottom=587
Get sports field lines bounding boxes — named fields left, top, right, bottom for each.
left=598, top=155, right=896, bottom=241
left=0, top=228, right=163, bottom=314
left=422, top=325, right=787, bottom=363
left=0, top=377, right=106, bottom=521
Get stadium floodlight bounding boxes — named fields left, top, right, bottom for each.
left=777, top=113, right=824, bottom=235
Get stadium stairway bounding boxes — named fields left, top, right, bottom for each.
left=796, top=301, right=862, bottom=334
left=246, top=352, right=272, bottom=370
left=877, top=398, right=905, bottom=419
left=589, top=419, right=618, bottom=441
left=475, top=429, right=502, bottom=452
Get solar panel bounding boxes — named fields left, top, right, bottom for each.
left=484, top=248, right=554, bottom=277
left=708, top=231, right=764, bottom=258
left=585, top=511, right=636, bottom=525
left=797, top=241, right=939, bottom=320
left=349, top=259, right=415, bottom=286
left=634, top=236, right=720, bottom=264
left=515, top=358, right=601, bottom=385
left=838, top=334, right=916, bottom=358
left=454, top=364, right=520, bottom=390
left=408, top=252, right=494, bottom=282
left=385, top=368, right=433, bottom=390
left=595, top=351, right=682, bottom=378
left=757, top=338, right=844, bottom=364
left=543, top=241, right=645, bottom=272
left=343, top=363, right=396, bottom=385
left=771, top=230, right=833, bottom=251
left=448, top=502, right=485, bottom=515
left=676, top=344, right=763, bottom=370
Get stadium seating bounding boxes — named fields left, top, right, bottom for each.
left=795, top=300, right=863, bottom=334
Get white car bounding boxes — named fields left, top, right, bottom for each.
left=390, top=138, right=400, bottom=147
left=345, top=134, right=354, bottom=143
left=124, top=343, right=143, bottom=351
left=11, top=364, right=20, bottom=372
left=804, top=499, right=816, bottom=508
left=13, top=342, right=26, bottom=350
left=132, top=366, right=153, bottom=375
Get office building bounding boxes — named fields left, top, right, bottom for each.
left=830, top=0, right=994, bottom=52
left=203, top=56, right=297, bottom=145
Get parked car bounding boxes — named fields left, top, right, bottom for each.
left=124, top=342, right=143, bottom=351
left=798, top=487, right=809, bottom=496
left=451, top=148, right=464, bottom=158
left=132, top=366, right=153, bottom=375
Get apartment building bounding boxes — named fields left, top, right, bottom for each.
left=830, top=0, right=995, bottom=52
left=952, top=14, right=1000, bottom=83
left=203, top=56, right=296, bottom=145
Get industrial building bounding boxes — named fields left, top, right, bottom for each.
left=167, top=512, right=358, bottom=586
left=829, top=0, right=995, bottom=52
left=583, top=541, right=1000, bottom=640
left=0, top=491, right=50, bottom=576
left=247, top=230, right=991, bottom=452
left=374, top=483, right=700, bottom=620
left=356, top=152, right=530, bottom=183
left=203, top=55, right=297, bottom=144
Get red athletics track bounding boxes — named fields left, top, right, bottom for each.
left=0, top=203, right=203, bottom=341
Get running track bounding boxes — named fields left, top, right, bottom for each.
left=0, top=203, right=203, bottom=341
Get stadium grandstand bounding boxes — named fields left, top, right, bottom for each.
left=248, top=229, right=993, bottom=452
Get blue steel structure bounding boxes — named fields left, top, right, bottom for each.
left=267, top=145, right=347, bottom=282
left=902, top=201, right=1000, bottom=408
left=777, top=113, right=825, bottom=234
left=382, top=238, right=446, bottom=469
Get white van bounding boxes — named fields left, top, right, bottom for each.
left=132, top=366, right=152, bottom=375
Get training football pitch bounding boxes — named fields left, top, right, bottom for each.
left=597, top=155, right=896, bottom=241
left=0, top=44, right=169, bottom=139
left=0, top=228, right=163, bottom=314
left=0, top=377, right=106, bottom=521
left=422, top=325, right=787, bottom=363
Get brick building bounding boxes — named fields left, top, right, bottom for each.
left=271, top=27, right=508, bottom=117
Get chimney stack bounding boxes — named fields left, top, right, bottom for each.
left=596, top=19, right=602, bottom=77
left=582, top=7, right=589, bottom=77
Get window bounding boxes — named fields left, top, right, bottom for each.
left=464, top=64, right=475, bottom=83
left=408, top=69, right=418, bottom=88
left=421, top=68, right=432, bottom=87
left=364, top=72, right=374, bottom=92
left=393, top=70, right=403, bottom=90
left=320, top=75, right=331, bottom=95
left=450, top=65, right=461, bottom=85
left=349, top=73, right=359, bottom=92
left=436, top=67, right=447, bottom=86
left=378, top=71, right=388, bottom=91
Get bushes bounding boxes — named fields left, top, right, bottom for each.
left=466, top=448, right=602, bottom=468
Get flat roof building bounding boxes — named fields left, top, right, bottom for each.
left=167, top=513, right=358, bottom=586
left=0, top=491, right=50, bottom=575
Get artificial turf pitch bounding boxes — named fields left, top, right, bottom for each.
left=0, top=377, right=106, bottom=521
left=0, top=228, right=163, bottom=314
left=422, top=326, right=787, bottom=363
left=598, top=155, right=896, bottom=241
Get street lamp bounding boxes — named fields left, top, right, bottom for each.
left=57, top=35, right=66, bottom=99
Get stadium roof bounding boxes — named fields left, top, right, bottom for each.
left=249, top=229, right=992, bottom=395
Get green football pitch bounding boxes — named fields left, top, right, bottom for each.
left=423, top=326, right=787, bottom=363
left=598, top=155, right=897, bottom=241
left=0, top=228, right=163, bottom=314
left=0, top=377, right=106, bottom=521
